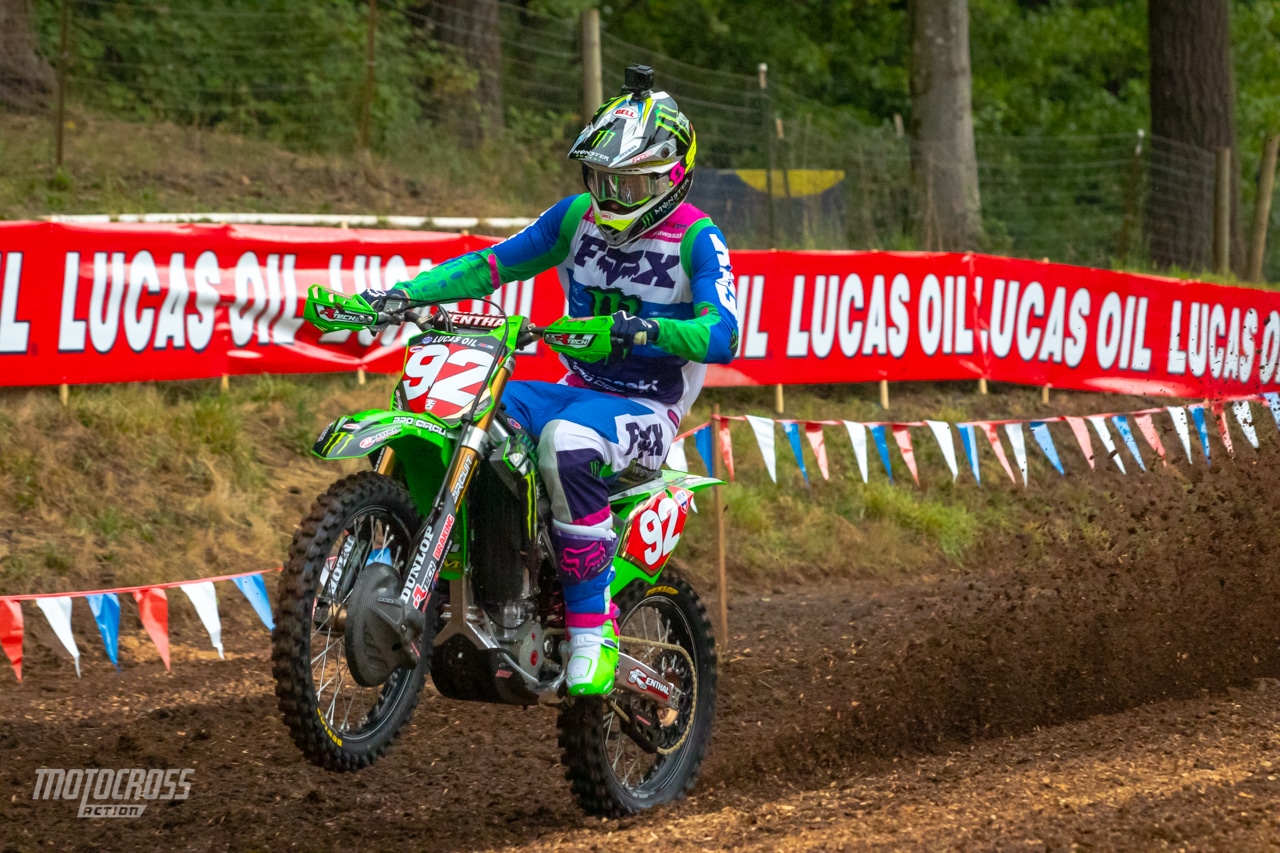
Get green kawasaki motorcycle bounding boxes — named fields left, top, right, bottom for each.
left=271, top=286, right=721, bottom=817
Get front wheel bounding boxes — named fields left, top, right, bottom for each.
left=271, top=471, right=433, bottom=772
left=557, top=574, right=718, bottom=817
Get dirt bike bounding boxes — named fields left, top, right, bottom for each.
left=270, top=285, right=721, bottom=817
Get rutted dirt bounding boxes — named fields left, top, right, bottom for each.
left=4, top=417, right=1280, bottom=851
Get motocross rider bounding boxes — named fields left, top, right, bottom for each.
left=363, top=66, right=738, bottom=697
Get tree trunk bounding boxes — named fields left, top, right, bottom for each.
left=908, top=0, right=982, bottom=251
left=421, top=0, right=504, bottom=140
left=0, top=0, right=55, bottom=112
left=1147, top=0, right=1245, bottom=273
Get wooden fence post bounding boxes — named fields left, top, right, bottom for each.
left=580, top=8, right=602, bottom=120
left=1248, top=134, right=1279, bottom=282
left=357, top=0, right=377, bottom=152
left=54, top=0, right=70, bottom=170
left=773, top=384, right=784, bottom=415
left=1214, top=147, right=1232, bottom=275
left=879, top=379, right=889, bottom=410
left=711, top=404, right=729, bottom=652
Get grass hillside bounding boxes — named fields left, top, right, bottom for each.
left=0, top=111, right=577, bottom=222
left=0, top=372, right=1243, bottom=598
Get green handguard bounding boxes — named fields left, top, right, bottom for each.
left=541, top=315, right=617, bottom=363
left=395, top=249, right=500, bottom=304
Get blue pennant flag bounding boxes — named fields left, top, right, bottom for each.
left=85, top=592, right=121, bottom=668
left=958, top=423, right=980, bottom=484
left=1029, top=421, right=1064, bottom=475
left=1189, top=405, right=1212, bottom=466
left=1110, top=415, right=1146, bottom=472
left=869, top=425, right=894, bottom=483
left=693, top=425, right=715, bottom=475
left=233, top=574, right=275, bottom=631
left=781, top=421, right=809, bottom=484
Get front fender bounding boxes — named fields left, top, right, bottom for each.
left=312, top=409, right=456, bottom=460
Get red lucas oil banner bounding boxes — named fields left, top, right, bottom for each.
left=1, top=221, right=1277, bottom=398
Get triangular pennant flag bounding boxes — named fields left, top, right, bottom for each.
left=1029, top=421, right=1064, bottom=475
left=958, top=423, right=981, bottom=484
left=842, top=421, right=869, bottom=483
left=1004, top=423, right=1029, bottom=485
left=1064, top=416, right=1096, bottom=469
left=0, top=599, right=23, bottom=682
left=924, top=421, right=959, bottom=482
left=85, top=593, right=121, bottom=669
left=1133, top=414, right=1167, bottom=465
left=869, top=425, right=894, bottom=483
left=717, top=417, right=736, bottom=482
left=233, top=574, right=275, bottom=631
left=1087, top=415, right=1126, bottom=473
left=665, top=437, right=688, bottom=472
left=1188, top=404, right=1212, bottom=465
left=1231, top=400, right=1258, bottom=450
left=804, top=423, right=830, bottom=481
left=1263, top=392, right=1280, bottom=431
left=980, top=422, right=1017, bottom=484
left=693, top=425, right=715, bottom=476
left=132, top=588, right=171, bottom=671
left=1110, top=415, right=1146, bottom=472
left=35, top=596, right=81, bottom=677
left=782, top=421, right=809, bottom=484
left=1167, top=406, right=1194, bottom=463
left=891, top=425, right=919, bottom=485
left=745, top=416, right=777, bottom=483
left=180, top=582, right=224, bottom=659
left=1211, top=400, right=1234, bottom=458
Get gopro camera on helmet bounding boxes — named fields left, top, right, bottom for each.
left=623, top=64, right=654, bottom=97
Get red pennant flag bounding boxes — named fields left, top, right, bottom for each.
left=1133, top=414, right=1167, bottom=465
left=132, top=588, right=171, bottom=671
left=804, top=423, right=830, bottom=480
left=716, top=416, right=735, bottom=482
left=1064, top=416, right=1096, bottom=469
left=980, top=422, right=1017, bottom=484
left=891, top=425, right=920, bottom=485
left=1211, top=400, right=1234, bottom=457
left=0, top=599, right=22, bottom=682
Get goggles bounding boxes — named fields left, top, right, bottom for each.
left=585, top=167, right=673, bottom=209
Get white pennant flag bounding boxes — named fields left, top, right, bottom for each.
left=1232, top=400, right=1259, bottom=449
left=1004, top=422, right=1029, bottom=485
left=35, top=596, right=81, bottom=677
left=1166, top=406, right=1193, bottom=462
left=745, top=415, right=778, bottom=483
left=665, top=438, right=688, bottom=472
left=842, top=421, right=870, bottom=483
left=1087, top=416, right=1126, bottom=473
left=180, top=582, right=224, bottom=659
left=924, top=420, right=959, bottom=481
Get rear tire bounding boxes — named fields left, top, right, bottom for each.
left=272, top=471, right=433, bottom=772
left=557, top=574, right=718, bottom=817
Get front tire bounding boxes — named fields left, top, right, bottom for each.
left=271, top=471, right=433, bottom=772
left=557, top=574, right=718, bottom=817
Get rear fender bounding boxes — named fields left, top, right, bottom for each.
left=609, top=471, right=722, bottom=592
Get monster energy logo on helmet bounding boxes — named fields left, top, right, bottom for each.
left=568, top=65, right=697, bottom=248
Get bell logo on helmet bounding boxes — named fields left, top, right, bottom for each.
left=612, top=106, right=638, bottom=120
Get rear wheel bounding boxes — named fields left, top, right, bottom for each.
left=271, top=471, right=433, bottom=772
left=557, top=575, right=718, bottom=816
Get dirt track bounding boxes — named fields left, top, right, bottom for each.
left=6, top=429, right=1280, bottom=851
left=2, top=577, right=1279, bottom=853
